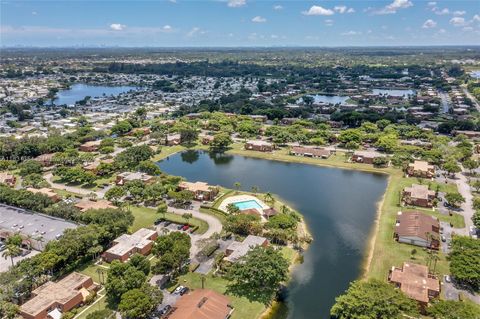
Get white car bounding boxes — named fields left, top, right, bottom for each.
left=173, top=285, right=185, bottom=294
left=470, top=226, right=478, bottom=239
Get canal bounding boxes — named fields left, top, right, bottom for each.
left=158, top=150, right=388, bottom=319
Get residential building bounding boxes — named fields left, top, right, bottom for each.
left=19, top=272, right=96, bottom=319
left=79, top=140, right=102, bottom=152
left=290, top=146, right=331, bottom=159
left=34, top=153, right=56, bottom=167
left=103, top=228, right=158, bottom=263
left=245, top=140, right=273, bottom=152
left=74, top=199, right=117, bottom=212
left=388, top=262, right=440, bottom=307
left=224, top=235, right=268, bottom=263
left=402, top=184, right=436, bottom=208
left=27, top=188, right=61, bottom=203
left=351, top=150, right=386, bottom=165
left=394, top=211, right=440, bottom=249
left=165, top=133, right=181, bottom=146
left=178, top=181, right=219, bottom=201
left=0, top=172, right=16, bottom=187
left=115, top=171, right=155, bottom=185
left=169, top=289, right=234, bottom=319
left=407, top=161, right=435, bottom=178
left=0, top=204, right=77, bottom=251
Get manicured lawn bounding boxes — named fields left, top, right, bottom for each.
left=367, top=172, right=455, bottom=281
left=129, top=206, right=209, bottom=234
left=77, top=262, right=108, bottom=284
left=152, top=145, right=187, bottom=161
left=76, top=295, right=110, bottom=319
left=173, top=272, right=266, bottom=319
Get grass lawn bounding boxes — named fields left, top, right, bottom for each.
left=366, top=172, right=458, bottom=281
left=77, top=262, right=108, bottom=284
left=173, top=272, right=266, bottom=319
left=152, top=145, right=187, bottom=161
left=129, top=206, right=209, bottom=234
left=75, top=295, right=110, bottom=319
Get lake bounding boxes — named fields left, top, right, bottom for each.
left=158, top=151, right=388, bottom=319
left=372, top=88, right=415, bottom=97
left=52, top=84, right=138, bottom=106
left=304, top=94, right=350, bottom=105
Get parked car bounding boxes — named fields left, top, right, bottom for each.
left=179, top=286, right=190, bottom=296
left=164, top=221, right=171, bottom=227
left=182, top=225, right=190, bottom=231
left=469, top=226, right=478, bottom=239
left=177, top=224, right=184, bottom=230
left=0, top=244, right=5, bottom=252
left=173, top=285, right=185, bottom=294
left=444, top=275, right=452, bottom=283
left=441, top=235, right=446, bottom=242
left=159, top=305, right=172, bottom=317
left=154, top=218, right=164, bottom=225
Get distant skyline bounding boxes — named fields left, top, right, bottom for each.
left=1, top=0, right=479, bottom=47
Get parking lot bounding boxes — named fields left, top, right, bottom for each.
left=0, top=249, right=40, bottom=272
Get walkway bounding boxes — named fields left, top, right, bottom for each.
left=453, top=168, right=474, bottom=236
left=167, top=202, right=223, bottom=256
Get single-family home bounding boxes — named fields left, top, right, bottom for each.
left=103, top=228, right=158, bottom=263
left=0, top=172, right=16, bottom=187
left=224, top=235, right=268, bottom=263
left=351, top=150, right=386, bottom=165
left=402, top=184, right=436, bottom=208
left=407, top=161, right=435, bottom=178
left=165, top=133, right=181, bottom=146
left=34, top=153, right=56, bottom=167
left=169, top=289, right=234, bottom=319
left=394, top=211, right=440, bottom=249
left=79, top=140, right=102, bottom=152
left=19, top=272, right=97, bottom=319
left=115, top=171, right=155, bottom=186
left=27, top=188, right=61, bottom=203
left=388, top=262, right=440, bottom=307
left=245, top=140, right=273, bottom=152
left=178, top=181, right=219, bottom=201
left=290, top=146, right=331, bottom=159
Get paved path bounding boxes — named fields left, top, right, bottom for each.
left=462, top=86, right=480, bottom=112
left=43, top=172, right=100, bottom=197
left=167, top=202, right=223, bottom=257
left=453, top=168, right=474, bottom=236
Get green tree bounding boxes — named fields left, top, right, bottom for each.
left=227, top=246, right=289, bottom=304
left=111, top=121, right=133, bottom=136
left=463, top=158, right=479, bottom=175
left=443, top=160, right=461, bottom=177
left=179, top=127, right=198, bottom=144
left=105, top=261, right=147, bottom=303
left=472, top=180, right=480, bottom=193
left=105, top=186, right=126, bottom=205
left=157, top=201, right=168, bottom=219
left=234, top=182, right=241, bottom=192
left=2, top=234, right=22, bottom=267
left=0, top=301, right=19, bottom=319
left=428, top=300, right=480, bottom=319
left=226, top=203, right=240, bottom=215
left=86, top=309, right=114, bottom=319
left=330, top=279, right=419, bottom=319
left=115, top=145, right=154, bottom=169
left=210, top=132, right=233, bottom=151
left=119, top=286, right=163, bottom=319
left=445, top=192, right=465, bottom=208
left=18, top=160, right=43, bottom=176
left=182, top=212, right=193, bottom=224
left=136, top=160, right=161, bottom=176
left=449, top=236, right=480, bottom=289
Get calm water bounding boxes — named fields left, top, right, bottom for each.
left=158, top=151, right=388, bottom=319
left=303, top=95, right=350, bottom=105
left=372, top=88, right=415, bottom=97
left=470, top=71, right=480, bottom=79
left=52, top=84, right=138, bottom=106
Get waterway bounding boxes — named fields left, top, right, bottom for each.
left=158, top=150, right=388, bottom=319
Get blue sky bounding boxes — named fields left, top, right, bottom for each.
left=1, top=0, right=479, bottom=47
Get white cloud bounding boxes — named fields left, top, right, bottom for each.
left=273, top=5, right=283, bottom=10
left=453, top=10, right=466, bottom=16
left=422, top=19, right=437, bottom=28
left=373, top=0, right=413, bottom=15
left=252, top=16, right=267, bottom=23
left=333, top=6, right=355, bottom=14
left=433, top=8, right=449, bottom=15
left=463, top=26, right=473, bottom=31
left=109, top=23, right=125, bottom=31
left=302, top=5, right=334, bottom=16
left=427, top=1, right=437, bottom=6
left=325, top=19, right=334, bottom=26
left=473, top=14, right=480, bottom=22
left=270, top=34, right=279, bottom=39
left=341, top=30, right=361, bottom=36
left=450, top=17, right=467, bottom=26
left=163, top=25, right=172, bottom=31
left=186, top=27, right=200, bottom=37
left=228, top=0, right=246, bottom=8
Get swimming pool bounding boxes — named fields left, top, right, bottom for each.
left=234, top=200, right=263, bottom=211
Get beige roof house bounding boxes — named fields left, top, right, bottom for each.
left=169, top=289, right=233, bottom=319
left=27, top=188, right=61, bottom=202
left=103, top=228, right=158, bottom=263
left=407, top=161, right=435, bottom=178
left=224, top=235, right=268, bottom=263
left=388, top=262, right=440, bottom=305
left=74, top=199, right=116, bottom=212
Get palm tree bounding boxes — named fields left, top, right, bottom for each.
left=234, top=182, right=241, bottom=193
left=264, top=192, right=275, bottom=206
left=251, top=186, right=259, bottom=194
left=2, top=244, right=21, bottom=267
left=281, top=205, right=289, bottom=215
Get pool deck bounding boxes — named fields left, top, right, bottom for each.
left=218, top=194, right=270, bottom=215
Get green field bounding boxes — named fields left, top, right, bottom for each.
left=129, top=206, right=209, bottom=234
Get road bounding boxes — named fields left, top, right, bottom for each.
left=462, top=86, right=480, bottom=112
left=439, top=91, right=451, bottom=113
left=452, top=167, right=474, bottom=236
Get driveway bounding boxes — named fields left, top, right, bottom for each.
left=0, top=250, right=40, bottom=273
left=452, top=168, right=474, bottom=236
